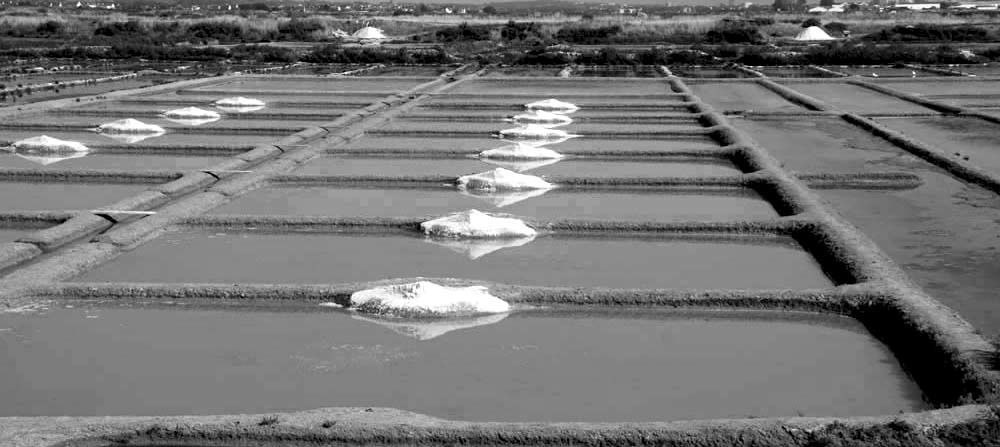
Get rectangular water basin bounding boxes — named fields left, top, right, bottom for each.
left=211, top=185, right=775, bottom=221
left=373, top=119, right=705, bottom=135
left=731, top=116, right=917, bottom=171
left=0, top=182, right=149, bottom=211
left=0, top=306, right=921, bottom=420
left=0, top=113, right=321, bottom=133
left=0, top=129, right=277, bottom=150
left=75, top=231, right=830, bottom=289
left=446, top=79, right=673, bottom=95
left=61, top=101, right=353, bottom=121
left=670, top=67, right=752, bottom=78
left=294, top=155, right=741, bottom=178
left=753, top=67, right=839, bottom=78
left=827, top=66, right=945, bottom=78
left=689, top=83, right=802, bottom=113
left=340, top=136, right=723, bottom=155
left=819, top=169, right=1000, bottom=334
left=138, top=92, right=388, bottom=108
left=785, top=83, right=934, bottom=114
left=424, top=95, right=684, bottom=110
left=573, top=65, right=664, bottom=78
left=405, top=109, right=697, bottom=122
left=0, top=151, right=225, bottom=171
left=0, top=228, right=26, bottom=243
left=484, top=66, right=566, bottom=77
left=188, top=77, right=435, bottom=93
left=874, top=116, right=1000, bottom=176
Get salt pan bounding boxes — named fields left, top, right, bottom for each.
left=350, top=280, right=511, bottom=317
left=524, top=98, right=579, bottom=114
left=420, top=209, right=536, bottom=238
left=480, top=158, right=561, bottom=172
left=457, top=167, right=553, bottom=191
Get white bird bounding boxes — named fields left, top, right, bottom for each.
left=872, top=73, right=879, bottom=78
left=911, top=70, right=917, bottom=78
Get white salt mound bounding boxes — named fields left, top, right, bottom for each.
left=163, top=107, right=221, bottom=119
left=525, top=98, right=579, bottom=113
left=214, top=96, right=265, bottom=107
left=13, top=135, right=89, bottom=153
left=421, top=209, right=536, bottom=239
left=352, top=312, right=509, bottom=341
left=496, top=125, right=578, bottom=142
left=457, top=168, right=553, bottom=191
left=479, top=142, right=563, bottom=160
left=507, top=110, right=573, bottom=127
left=97, top=118, right=165, bottom=135
left=350, top=281, right=511, bottom=317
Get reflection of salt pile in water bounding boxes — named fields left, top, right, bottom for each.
left=162, top=107, right=221, bottom=126
left=525, top=98, right=579, bottom=114
left=459, top=187, right=551, bottom=208
left=351, top=281, right=511, bottom=317
left=424, top=235, right=534, bottom=260
left=214, top=96, right=265, bottom=113
left=494, top=125, right=579, bottom=143
left=506, top=110, right=573, bottom=128
left=9, top=135, right=89, bottom=165
left=457, top=168, right=553, bottom=192
left=95, top=118, right=166, bottom=144
left=480, top=142, right=564, bottom=160
left=421, top=209, right=536, bottom=238
left=478, top=142, right=564, bottom=172
left=352, top=312, right=509, bottom=341
left=480, top=157, right=561, bottom=172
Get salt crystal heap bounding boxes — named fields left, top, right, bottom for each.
left=495, top=124, right=578, bottom=144
left=457, top=167, right=553, bottom=192
left=162, top=107, right=221, bottom=126
left=506, top=110, right=573, bottom=127
left=13, top=135, right=88, bottom=153
left=214, top=96, right=265, bottom=113
left=96, top=118, right=165, bottom=135
left=10, top=135, right=89, bottom=166
left=525, top=98, right=579, bottom=114
left=350, top=281, right=511, bottom=317
left=421, top=209, right=536, bottom=239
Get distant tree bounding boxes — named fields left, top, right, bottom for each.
left=825, top=22, right=849, bottom=34
left=482, top=5, right=497, bottom=15
left=819, top=0, right=835, bottom=6
left=802, top=18, right=822, bottom=28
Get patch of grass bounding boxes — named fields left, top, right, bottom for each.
left=257, top=415, right=280, bottom=426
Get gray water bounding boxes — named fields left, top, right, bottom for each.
left=75, top=231, right=831, bottom=289
left=211, top=186, right=776, bottom=221
left=0, top=152, right=225, bottom=171
left=0, top=305, right=923, bottom=420
left=294, top=156, right=740, bottom=178
left=0, top=182, right=148, bottom=211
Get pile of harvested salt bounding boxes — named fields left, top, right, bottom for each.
left=457, top=167, right=553, bottom=191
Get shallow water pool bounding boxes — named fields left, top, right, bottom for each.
left=0, top=152, right=225, bottom=171
left=212, top=186, right=775, bottom=221
left=0, top=182, right=149, bottom=211
left=340, top=136, right=722, bottom=155
left=74, top=231, right=830, bottom=289
left=293, top=155, right=740, bottom=178
left=0, top=306, right=921, bottom=420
